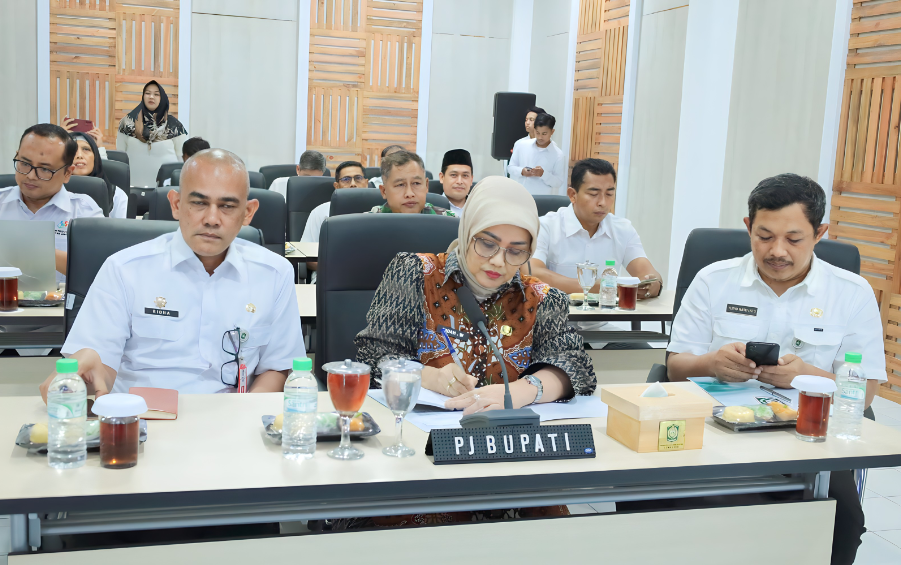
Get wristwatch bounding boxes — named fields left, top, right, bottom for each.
left=521, top=374, right=543, bottom=404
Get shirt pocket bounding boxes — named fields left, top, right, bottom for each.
left=131, top=315, right=184, bottom=341
left=792, top=324, right=844, bottom=371
left=713, top=318, right=760, bottom=342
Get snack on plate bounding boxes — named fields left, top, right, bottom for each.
left=570, top=293, right=585, bottom=301
left=45, top=291, right=63, bottom=301
left=273, top=412, right=364, bottom=433
left=768, top=401, right=798, bottom=421
left=751, top=404, right=775, bottom=420
left=274, top=413, right=284, bottom=431
left=29, top=422, right=48, bottom=443
left=722, top=406, right=755, bottom=423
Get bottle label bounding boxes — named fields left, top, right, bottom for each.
left=47, top=394, right=86, bottom=419
left=840, top=384, right=865, bottom=401
left=284, top=394, right=317, bottom=414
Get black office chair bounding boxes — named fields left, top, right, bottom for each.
left=65, top=176, right=112, bottom=217
left=146, top=187, right=286, bottom=255
left=156, top=162, right=183, bottom=187
left=315, top=214, right=460, bottom=382
left=286, top=177, right=335, bottom=241
left=329, top=188, right=451, bottom=216
left=426, top=170, right=433, bottom=179
left=102, top=159, right=130, bottom=193
left=647, top=228, right=861, bottom=384
left=0, top=174, right=16, bottom=188
left=260, top=164, right=297, bottom=190
left=64, top=218, right=263, bottom=337
left=129, top=187, right=156, bottom=218
left=363, top=167, right=381, bottom=180
left=533, top=195, right=570, bottom=217
left=126, top=190, right=138, bottom=219
left=105, top=150, right=129, bottom=165
left=428, top=179, right=444, bottom=195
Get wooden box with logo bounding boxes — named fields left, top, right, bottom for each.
left=600, top=384, right=715, bottom=453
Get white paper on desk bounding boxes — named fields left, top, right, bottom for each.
left=688, top=377, right=799, bottom=408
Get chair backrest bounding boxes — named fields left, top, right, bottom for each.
left=329, top=188, right=451, bottom=216
left=363, top=167, right=381, bottom=179
left=170, top=168, right=265, bottom=190
left=0, top=174, right=16, bottom=188
left=428, top=179, right=444, bottom=195
left=533, top=195, right=571, bottom=217
left=129, top=186, right=156, bottom=218
left=65, top=176, right=112, bottom=217
left=147, top=187, right=285, bottom=255
left=673, top=228, right=862, bottom=321
left=64, top=218, right=263, bottom=336
left=316, top=214, right=460, bottom=381
left=126, top=190, right=138, bottom=218
left=286, top=176, right=335, bottom=241
left=260, top=164, right=297, bottom=190
left=156, top=162, right=183, bottom=187
left=105, top=150, right=129, bottom=164
left=102, top=159, right=130, bottom=192
left=425, top=170, right=433, bottom=180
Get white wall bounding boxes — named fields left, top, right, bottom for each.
left=426, top=0, right=514, bottom=178
left=529, top=0, right=572, bottom=146
left=189, top=1, right=299, bottom=172
left=0, top=0, right=38, bottom=175
left=625, top=2, right=689, bottom=282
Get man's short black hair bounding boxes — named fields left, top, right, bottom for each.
left=182, top=136, right=211, bottom=159
left=335, top=160, right=364, bottom=179
left=19, top=123, right=77, bottom=167
left=527, top=106, right=546, bottom=116
left=298, top=150, right=327, bottom=173
left=747, top=173, right=826, bottom=231
left=534, top=113, right=555, bottom=130
left=380, top=145, right=406, bottom=158
left=381, top=150, right=424, bottom=179
left=571, top=158, right=617, bottom=191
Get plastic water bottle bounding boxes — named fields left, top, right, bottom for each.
left=47, top=358, right=87, bottom=469
left=600, top=260, right=618, bottom=308
left=831, top=352, right=866, bottom=440
left=283, top=357, right=318, bottom=460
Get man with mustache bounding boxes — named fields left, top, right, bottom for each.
left=368, top=150, right=454, bottom=216
left=41, top=149, right=305, bottom=398
left=666, top=173, right=884, bottom=565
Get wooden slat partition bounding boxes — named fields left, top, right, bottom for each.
left=307, top=0, right=422, bottom=171
left=835, top=0, right=901, bottom=402
left=49, top=1, right=180, bottom=149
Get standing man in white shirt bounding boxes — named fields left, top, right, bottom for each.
left=42, top=148, right=305, bottom=397
left=511, top=106, right=545, bottom=154
left=507, top=113, right=565, bottom=195
left=438, top=149, right=473, bottom=216
left=528, top=158, right=662, bottom=297
left=270, top=150, right=329, bottom=200
left=1, top=124, right=103, bottom=283
left=301, top=160, right=367, bottom=281
left=666, top=173, right=881, bottom=565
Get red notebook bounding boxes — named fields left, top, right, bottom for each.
left=128, top=387, right=178, bottom=420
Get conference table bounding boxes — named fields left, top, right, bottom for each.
left=1, top=387, right=900, bottom=562
left=285, top=242, right=319, bottom=262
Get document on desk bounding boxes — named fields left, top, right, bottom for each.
left=367, top=389, right=608, bottom=432
left=688, top=377, right=799, bottom=408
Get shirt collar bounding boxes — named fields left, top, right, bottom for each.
left=7, top=185, right=73, bottom=214
left=443, top=251, right=528, bottom=300
left=739, top=252, right=823, bottom=296
left=169, top=229, right=247, bottom=281
left=562, top=204, right=608, bottom=239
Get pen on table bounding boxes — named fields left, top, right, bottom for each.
left=760, top=385, right=792, bottom=404
left=440, top=327, right=466, bottom=372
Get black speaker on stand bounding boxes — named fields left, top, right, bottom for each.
left=491, top=92, right=537, bottom=171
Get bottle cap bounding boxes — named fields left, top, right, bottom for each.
left=293, top=357, right=313, bottom=371
left=844, top=352, right=862, bottom=364
left=91, top=393, right=148, bottom=418
left=606, top=260, right=615, bottom=266
left=56, top=358, right=78, bottom=373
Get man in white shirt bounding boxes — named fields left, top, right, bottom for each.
left=438, top=149, right=473, bottom=216
left=511, top=105, right=545, bottom=155
left=667, top=173, right=880, bottom=565
left=529, top=158, right=662, bottom=297
left=161, top=136, right=210, bottom=187
left=41, top=149, right=305, bottom=397
left=1, top=124, right=103, bottom=283
left=507, top=113, right=565, bottom=195
left=270, top=150, right=328, bottom=199
left=301, top=160, right=367, bottom=281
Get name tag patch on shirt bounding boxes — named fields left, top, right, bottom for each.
left=54, top=220, right=69, bottom=237
left=144, top=307, right=178, bottom=318
left=438, top=324, right=470, bottom=341
left=726, top=304, right=758, bottom=317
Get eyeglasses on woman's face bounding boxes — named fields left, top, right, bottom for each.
left=471, top=237, right=531, bottom=266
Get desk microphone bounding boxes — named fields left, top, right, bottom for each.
left=455, top=287, right=539, bottom=428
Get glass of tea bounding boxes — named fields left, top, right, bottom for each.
left=791, top=375, right=837, bottom=442
left=323, top=359, right=372, bottom=460
left=0, top=267, right=22, bottom=312
left=379, top=359, right=423, bottom=458
left=616, top=276, right=641, bottom=311
left=90, top=393, right=148, bottom=469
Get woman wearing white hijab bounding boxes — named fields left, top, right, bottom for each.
left=356, top=176, right=595, bottom=414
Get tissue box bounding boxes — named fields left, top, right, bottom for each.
left=600, top=384, right=715, bottom=453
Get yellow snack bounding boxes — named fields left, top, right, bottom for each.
left=350, top=416, right=365, bottom=432
left=274, top=413, right=283, bottom=432
left=722, top=406, right=755, bottom=423
left=18, top=290, right=24, bottom=300
left=30, top=422, right=48, bottom=443
left=768, top=401, right=798, bottom=421
left=569, top=293, right=585, bottom=301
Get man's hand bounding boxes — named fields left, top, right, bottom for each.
left=422, top=364, right=478, bottom=397
left=532, top=165, right=545, bottom=177
left=637, top=275, right=661, bottom=300
left=40, top=350, right=115, bottom=404
left=709, top=342, right=761, bottom=382
left=757, top=354, right=809, bottom=389
left=521, top=167, right=533, bottom=177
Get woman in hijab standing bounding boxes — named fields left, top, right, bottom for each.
left=70, top=132, right=127, bottom=218
left=116, top=80, right=188, bottom=187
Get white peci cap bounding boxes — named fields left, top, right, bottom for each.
left=791, top=375, right=837, bottom=395
left=91, top=393, right=148, bottom=418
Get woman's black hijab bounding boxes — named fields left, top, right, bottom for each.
left=118, top=80, right=187, bottom=144
left=70, top=132, right=116, bottom=206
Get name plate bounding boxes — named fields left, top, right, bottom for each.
left=425, top=424, right=596, bottom=465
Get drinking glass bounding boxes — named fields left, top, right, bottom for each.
left=379, top=359, right=423, bottom=457
left=576, top=261, right=598, bottom=311
left=322, top=359, right=372, bottom=460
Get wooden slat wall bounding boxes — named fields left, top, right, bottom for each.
left=570, top=0, right=629, bottom=176
left=834, top=0, right=901, bottom=402
left=49, top=0, right=180, bottom=149
left=308, top=0, right=422, bottom=171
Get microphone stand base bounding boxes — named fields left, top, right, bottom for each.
left=460, top=408, right=540, bottom=428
